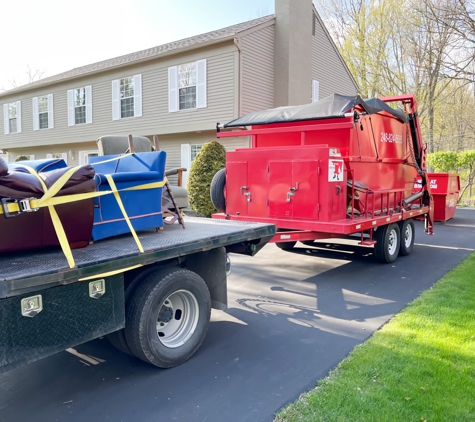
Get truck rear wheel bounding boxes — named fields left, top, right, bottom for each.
left=374, top=223, right=400, bottom=263
left=107, top=267, right=159, bottom=356
left=399, top=219, right=415, bottom=256
left=125, top=267, right=211, bottom=368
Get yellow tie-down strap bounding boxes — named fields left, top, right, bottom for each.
left=0, top=158, right=166, bottom=272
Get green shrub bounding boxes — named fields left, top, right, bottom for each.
left=188, top=141, right=226, bottom=217
left=15, top=155, right=30, bottom=162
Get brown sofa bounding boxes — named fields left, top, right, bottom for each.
left=0, top=157, right=96, bottom=253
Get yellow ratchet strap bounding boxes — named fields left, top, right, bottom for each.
left=78, top=264, right=143, bottom=281
left=105, top=174, right=144, bottom=253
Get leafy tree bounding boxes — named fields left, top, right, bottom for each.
left=187, top=141, right=226, bottom=217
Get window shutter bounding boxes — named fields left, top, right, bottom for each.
left=3, top=104, right=9, bottom=135
left=47, top=94, right=54, bottom=129
left=168, top=66, right=178, bottom=112
left=16, top=101, right=22, bottom=133
left=67, top=89, right=75, bottom=126
left=61, top=152, right=68, bottom=164
left=85, top=85, right=92, bottom=124
left=134, top=74, right=142, bottom=117
left=112, top=79, right=120, bottom=120
left=312, top=80, right=320, bottom=103
left=32, top=97, right=39, bottom=130
left=180, top=144, right=191, bottom=188
left=46, top=154, right=53, bottom=158
left=196, top=59, right=207, bottom=109
left=29, top=155, right=35, bottom=160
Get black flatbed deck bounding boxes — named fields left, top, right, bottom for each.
left=0, top=218, right=275, bottom=299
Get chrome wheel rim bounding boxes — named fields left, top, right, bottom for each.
left=404, top=224, right=413, bottom=248
left=388, top=228, right=398, bottom=256
left=156, top=290, right=199, bottom=348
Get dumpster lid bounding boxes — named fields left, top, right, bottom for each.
left=224, top=94, right=407, bottom=127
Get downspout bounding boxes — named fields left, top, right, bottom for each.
left=234, top=37, right=242, bottom=119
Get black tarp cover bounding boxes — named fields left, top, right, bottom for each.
left=224, top=94, right=407, bottom=127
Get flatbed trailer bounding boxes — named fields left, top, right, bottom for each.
left=0, top=217, right=274, bottom=373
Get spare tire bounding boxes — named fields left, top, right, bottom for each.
left=210, top=169, right=226, bottom=213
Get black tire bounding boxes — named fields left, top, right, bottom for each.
left=125, top=268, right=211, bottom=368
left=210, top=169, right=226, bottom=213
left=399, top=219, right=415, bottom=256
left=275, top=241, right=297, bottom=250
left=107, top=266, right=160, bottom=356
left=373, top=223, right=400, bottom=263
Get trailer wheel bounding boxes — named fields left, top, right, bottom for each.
left=374, top=223, right=400, bottom=263
left=399, top=219, right=415, bottom=256
left=125, top=267, right=211, bottom=368
left=275, top=241, right=296, bottom=250
left=210, top=169, right=226, bottom=213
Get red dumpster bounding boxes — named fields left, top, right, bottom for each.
left=414, top=173, right=460, bottom=221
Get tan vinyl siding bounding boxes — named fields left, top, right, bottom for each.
left=240, top=25, right=275, bottom=114
left=312, top=15, right=358, bottom=99
left=0, top=42, right=238, bottom=150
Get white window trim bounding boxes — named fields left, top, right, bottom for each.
left=68, top=86, right=92, bottom=126
left=312, top=80, right=320, bottom=103
left=169, top=59, right=207, bottom=113
left=112, top=75, right=142, bottom=120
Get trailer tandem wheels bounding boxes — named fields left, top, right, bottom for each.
left=0, top=218, right=274, bottom=372
left=212, top=94, right=434, bottom=263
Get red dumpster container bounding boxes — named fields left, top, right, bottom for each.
left=414, top=173, right=460, bottom=221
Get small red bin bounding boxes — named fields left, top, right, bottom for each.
left=413, top=173, right=460, bottom=221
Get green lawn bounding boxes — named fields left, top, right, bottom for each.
left=276, top=253, right=475, bottom=422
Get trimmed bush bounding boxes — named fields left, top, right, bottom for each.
left=188, top=141, right=226, bottom=217
left=15, top=155, right=30, bottom=162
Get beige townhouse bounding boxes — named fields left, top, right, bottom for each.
left=0, top=0, right=357, bottom=187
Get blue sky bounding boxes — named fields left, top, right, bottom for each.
left=0, top=0, right=274, bottom=90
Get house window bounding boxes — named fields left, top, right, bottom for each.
left=46, top=152, right=68, bottom=164
left=178, top=63, right=197, bottom=110
left=79, top=150, right=99, bottom=165
left=112, top=75, right=142, bottom=120
left=8, top=103, right=17, bottom=133
left=3, top=101, right=21, bottom=134
left=74, top=88, right=86, bottom=124
left=33, top=94, right=53, bottom=130
left=191, top=144, right=203, bottom=161
left=67, top=86, right=92, bottom=126
left=168, top=60, right=207, bottom=112
left=120, top=77, right=135, bottom=118
left=38, top=96, right=49, bottom=129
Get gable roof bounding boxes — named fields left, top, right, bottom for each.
left=0, top=15, right=275, bottom=98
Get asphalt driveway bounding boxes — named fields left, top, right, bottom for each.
left=1, top=208, right=474, bottom=422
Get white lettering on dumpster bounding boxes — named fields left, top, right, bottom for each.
left=380, top=132, right=402, bottom=144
